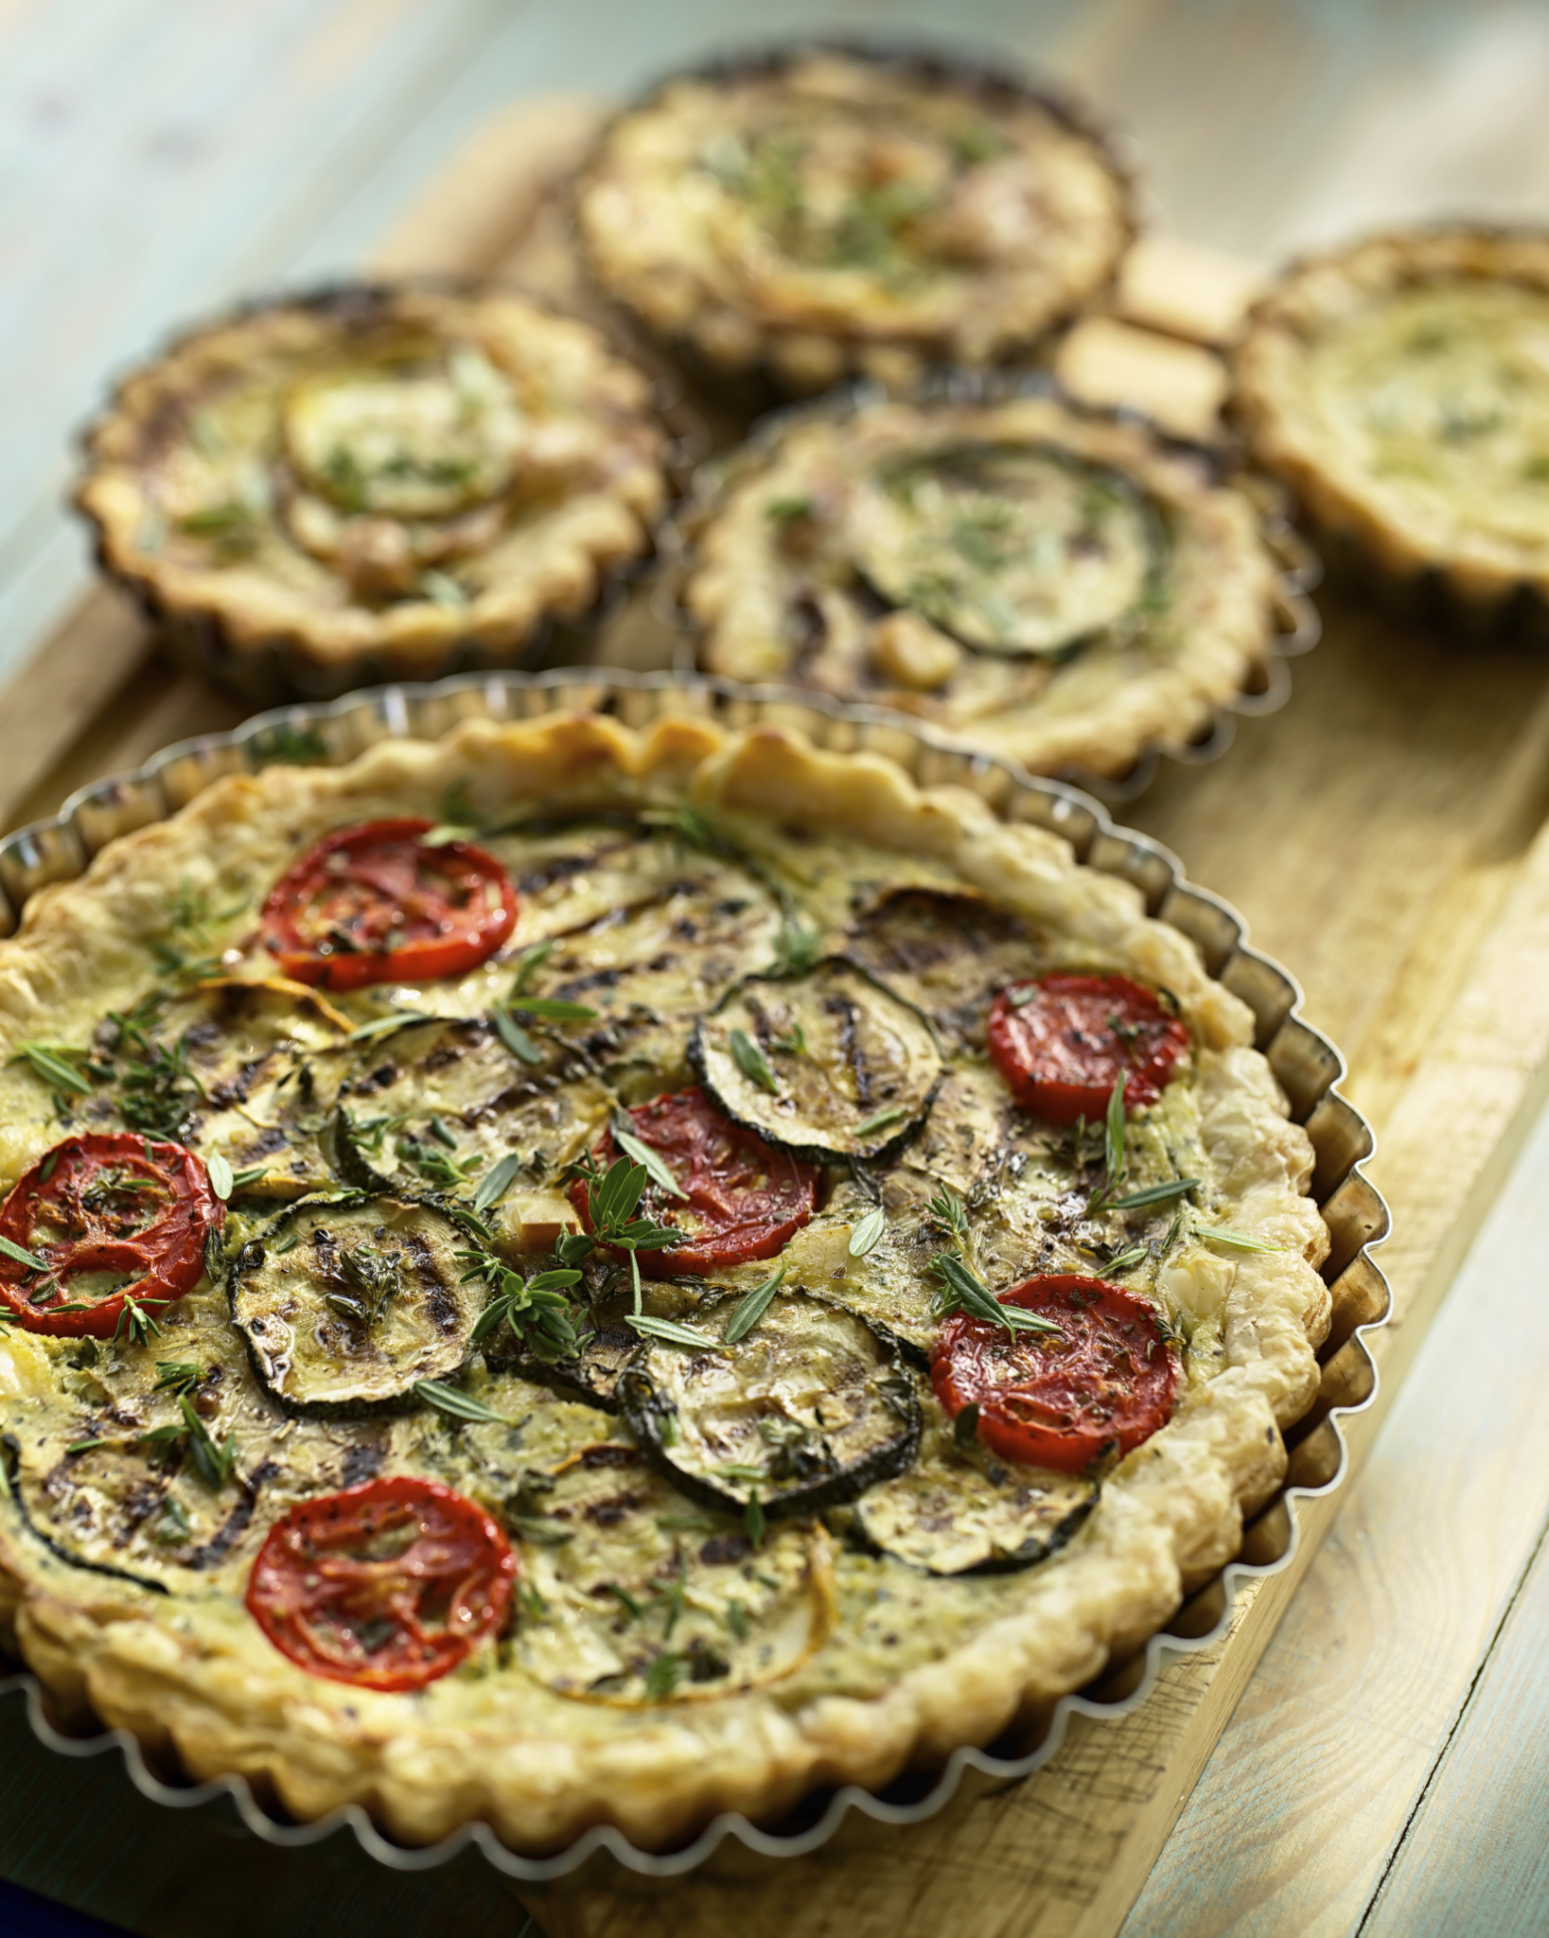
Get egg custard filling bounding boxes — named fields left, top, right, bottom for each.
left=0, top=713, right=1331, bottom=1853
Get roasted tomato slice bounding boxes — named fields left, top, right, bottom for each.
left=246, top=1476, right=515, bottom=1691
left=931, top=1274, right=1180, bottom=1474
left=0, top=1133, right=222, bottom=1338
left=260, top=817, right=517, bottom=992
left=571, top=1085, right=818, bottom=1276
left=987, top=973, right=1189, bottom=1123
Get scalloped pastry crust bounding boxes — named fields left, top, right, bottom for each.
left=575, top=47, right=1134, bottom=394
left=75, top=285, right=670, bottom=680
left=0, top=713, right=1331, bottom=1855
left=683, top=392, right=1288, bottom=778
left=1231, top=226, right=1549, bottom=606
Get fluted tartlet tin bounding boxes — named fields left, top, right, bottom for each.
left=572, top=38, right=1142, bottom=403
left=660, top=375, right=1321, bottom=802
left=0, top=668, right=1386, bottom=1891
left=73, top=282, right=700, bottom=708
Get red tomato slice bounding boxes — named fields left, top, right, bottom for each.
left=246, top=1477, right=515, bottom=1692
left=260, top=817, right=517, bottom=993
left=987, top=973, right=1189, bottom=1123
left=571, top=1085, right=818, bottom=1276
left=931, top=1274, right=1180, bottom=1473
left=0, top=1133, right=223, bottom=1338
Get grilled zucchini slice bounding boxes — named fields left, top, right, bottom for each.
left=229, top=1193, right=484, bottom=1417
left=691, top=959, right=944, bottom=1162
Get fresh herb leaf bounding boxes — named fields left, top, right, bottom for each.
left=743, top=1489, right=766, bottom=1549
left=1104, top=1243, right=1151, bottom=1275
left=511, top=939, right=556, bottom=996
left=770, top=914, right=820, bottom=979
left=510, top=999, right=596, bottom=1022
left=113, top=1291, right=169, bottom=1346
left=206, top=1152, right=235, bottom=1202
left=611, top=1121, right=685, bottom=1201
left=153, top=1360, right=202, bottom=1395
left=628, top=1314, right=718, bottom=1350
left=644, top=1651, right=683, bottom=1701
left=1104, top=1077, right=1127, bottom=1189
left=927, top=1189, right=970, bottom=1245
left=930, top=1254, right=1063, bottom=1339
left=473, top=1152, right=525, bottom=1215
left=848, top=1205, right=886, bottom=1258
left=413, top=1379, right=511, bottom=1426
left=343, top=1010, right=433, bottom=1043
left=0, top=1235, right=51, bottom=1274
left=492, top=1007, right=544, bottom=1066
left=725, top=1264, right=785, bottom=1344
left=853, top=1103, right=909, bottom=1139
left=603, top=1582, right=642, bottom=1621
left=729, top=1028, right=778, bottom=1095
left=1193, top=1224, right=1285, bottom=1253
left=12, top=1043, right=93, bottom=1096
left=1105, top=1178, right=1201, bottom=1212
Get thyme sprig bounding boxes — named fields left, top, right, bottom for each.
left=557, top=1152, right=682, bottom=1310
left=930, top=1253, right=1063, bottom=1339
left=462, top=1257, right=584, bottom=1360
left=141, top=1394, right=237, bottom=1489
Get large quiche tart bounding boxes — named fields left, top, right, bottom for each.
left=74, top=284, right=671, bottom=697
left=677, top=386, right=1307, bottom=780
left=1231, top=226, right=1549, bottom=616
left=0, top=710, right=1332, bottom=1855
left=573, top=44, right=1135, bottom=395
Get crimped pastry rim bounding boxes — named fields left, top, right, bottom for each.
left=0, top=669, right=1388, bottom=1882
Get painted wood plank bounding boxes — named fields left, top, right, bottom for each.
left=1362, top=1523, right=1549, bottom=1937
left=1116, top=850, right=1549, bottom=1937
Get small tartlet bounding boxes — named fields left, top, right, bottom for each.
left=676, top=384, right=1306, bottom=780
left=75, top=283, right=672, bottom=696
left=574, top=43, right=1135, bottom=394
left=1231, top=226, right=1549, bottom=617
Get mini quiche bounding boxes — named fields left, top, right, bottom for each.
left=1232, top=226, right=1549, bottom=615
left=0, top=711, right=1331, bottom=1856
left=679, top=388, right=1296, bottom=779
left=574, top=45, right=1134, bottom=394
left=74, top=284, right=671, bottom=695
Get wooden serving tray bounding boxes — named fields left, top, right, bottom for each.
left=8, top=95, right=1549, bottom=1938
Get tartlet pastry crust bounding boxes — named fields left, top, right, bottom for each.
left=574, top=45, right=1135, bottom=394
left=0, top=712, right=1331, bottom=1855
left=680, top=389, right=1293, bottom=778
left=1232, top=226, right=1549, bottom=610
left=75, top=284, right=670, bottom=690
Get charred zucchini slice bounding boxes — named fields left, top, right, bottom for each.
left=691, top=959, right=944, bottom=1162
left=845, top=887, right=1052, bottom=1051
left=849, top=1399, right=1096, bottom=1574
left=618, top=1288, right=919, bottom=1518
left=851, top=443, right=1165, bottom=657
left=508, top=1444, right=833, bottom=1704
left=229, top=1193, right=484, bottom=1417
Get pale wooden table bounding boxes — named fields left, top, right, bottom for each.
left=9, top=5, right=1549, bottom=1936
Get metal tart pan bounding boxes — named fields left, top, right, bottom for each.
left=658, top=372, right=1321, bottom=804
left=72, top=280, right=704, bottom=708
left=569, top=36, right=1144, bottom=404
left=0, top=668, right=1387, bottom=1890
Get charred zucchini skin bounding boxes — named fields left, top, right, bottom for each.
left=847, top=1475, right=1098, bottom=1577
left=617, top=1291, right=921, bottom=1519
left=227, top=1188, right=491, bottom=1421
left=324, top=1106, right=395, bottom=1193
left=1, top=1434, right=172, bottom=1596
left=689, top=957, right=946, bottom=1165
